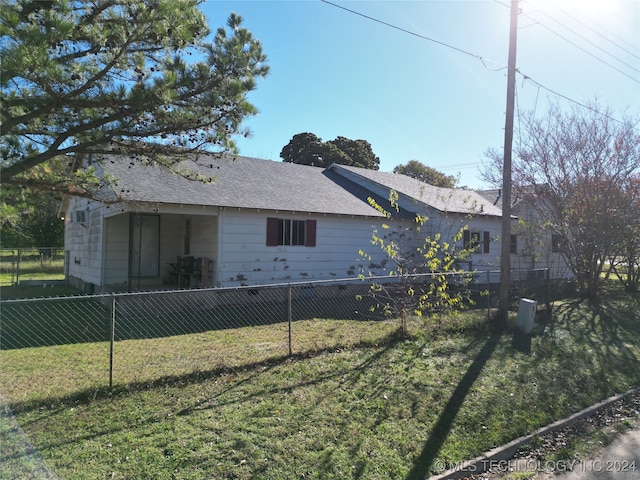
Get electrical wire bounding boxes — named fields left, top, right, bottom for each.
left=320, top=0, right=506, bottom=71
left=526, top=0, right=640, bottom=60
left=520, top=11, right=639, bottom=83
left=321, top=0, right=636, bottom=127
left=517, top=72, right=632, bottom=126
left=437, top=162, right=483, bottom=171
left=523, top=8, right=639, bottom=74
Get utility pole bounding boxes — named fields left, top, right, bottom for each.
left=499, top=0, right=519, bottom=323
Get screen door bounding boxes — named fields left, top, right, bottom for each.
left=130, top=214, right=160, bottom=278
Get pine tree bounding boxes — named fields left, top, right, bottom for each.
left=1, top=0, right=269, bottom=193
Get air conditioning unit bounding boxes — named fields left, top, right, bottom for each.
left=73, top=210, right=88, bottom=225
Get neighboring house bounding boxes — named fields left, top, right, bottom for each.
left=479, top=188, right=573, bottom=281
left=61, top=154, right=504, bottom=292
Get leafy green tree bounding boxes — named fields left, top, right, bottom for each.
left=0, top=185, right=64, bottom=248
left=1, top=161, right=66, bottom=247
left=393, top=160, right=457, bottom=188
left=358, top=190, right=477, bottom=336
left=279, top=133, right=348, bottom=167
left=280, top=133, right=380, bottom=169
left=1, top=0, right=269, bottom=194
left=327, top=136, right=380, bottom=170
left=0, top=202, right=25, bottom=246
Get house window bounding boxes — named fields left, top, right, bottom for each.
left=551, top=233, right=564, bottom=253
left=468, top=231, right=481, bottom=251
left=282, top=219, right=305, bottom=246
left=510, top=234, right=518, bottom=254
left=463, top=230, right=490, bottom=254
left=266, top=218, right=316, bottom=247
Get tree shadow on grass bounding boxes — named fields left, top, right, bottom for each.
left=562, top=294, right=640, bottom=390
left=404, top=327, right=504, bottom=480
left=8, top=326, right=407, bottom=415
left=3, top=327, right=408, bottom=471
left=553, top=294, right=640, bottom=353
left=525, top=291, right=640, bottom=426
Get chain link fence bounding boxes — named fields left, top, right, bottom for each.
left=0, top=248, right=65, bottom=286
left=0, top=270, right=568, bottom=402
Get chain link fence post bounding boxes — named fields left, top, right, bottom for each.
left=16, top=248, right=21, bottom=285
left=486, top=270, right=491, bottom=321
left=109, top=296, right=116, bottom=389
left=11, top=249, right=16, bottom=285
left=546, top=267, right=551, bottom=314
left=287, top=285, right=292, bottom=357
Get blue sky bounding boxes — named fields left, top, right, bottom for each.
left=201, top=0, right=640, bottom=189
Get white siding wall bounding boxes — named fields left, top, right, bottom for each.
left=395, top=209, right=503, bottom=268
left=510, top=202, right=573, bottom=280
left=63, top=198, right=509, bottom=291
left=464, top=216, right=502, bottom=269
left=190, top=216, right=217, bottom=258
left=103, top=214, right=129, bottom=286
left=341, top=184, right=505, bottom=275
left=217, top=210, right=392, bottom=286
left=67, top=205, right=220, bottom=290
left=64, top=198, right=104, bottom=288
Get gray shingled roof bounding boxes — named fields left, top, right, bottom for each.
left=94, top=154, right=503, bottom=218
left=330, top=164, right=503, bottom=217
left=97, top=154, right=386, bottom=217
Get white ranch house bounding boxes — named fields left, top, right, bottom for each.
left=62, top=154, right=507, bottom=293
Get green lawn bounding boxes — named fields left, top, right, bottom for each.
left=0, top=258, right=65, bottom=286
left=1, top=286, right=639, bottom=479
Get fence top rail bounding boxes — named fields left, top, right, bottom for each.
left=1, top=247, right=64, bottom=253
left=0, top=292, right=114, bottom=305
left=0, top=268, right=551, bottom=305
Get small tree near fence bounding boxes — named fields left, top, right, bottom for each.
left=358, top=190, right=480, bottom=336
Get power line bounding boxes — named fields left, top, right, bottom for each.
left=520, top=10, right=639, bottom=83
left=523, top=7, right=639, bottom=75
left=517, top=71, right=633, bottom=126
left=558, top=5, right=639, bottom=60
left=437, top=162, right=484, bottom=171
left=320, top=0, right=506, bottom=71
left=321, top=0, right=636, bottom=127
left=526, top=0, right=640, bottom=60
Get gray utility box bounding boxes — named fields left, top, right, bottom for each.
left=516, top=298, right=537, bottom=334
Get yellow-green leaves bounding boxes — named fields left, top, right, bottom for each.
left=359, top=189, right=478, bottom=332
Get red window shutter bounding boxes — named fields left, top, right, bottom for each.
left=463, top=230, right=471, bottom=249
left=305, top=220, right=316, bottom=247
left=266, top=218, right=279, bottom=246
left=483, top=231, right=490, bottom=253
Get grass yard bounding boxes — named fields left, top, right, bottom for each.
left=1, top=285, right=639, bottom=479
left=0, top=261, right=65, bottom=286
